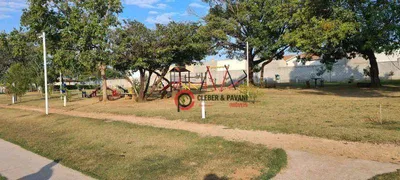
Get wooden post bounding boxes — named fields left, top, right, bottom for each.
left=188, top=72, right=191, bottom=89
left=179, top=71, right=181, bottom=90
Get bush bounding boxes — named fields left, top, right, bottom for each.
left=66, top=89, right=72, bottom=102
left=238, top=84, right=262, bottom=103
left=2, top=63, right=32, bottom=99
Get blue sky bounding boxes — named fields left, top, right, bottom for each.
left=0, top=0, right=209, bottom=31
left=0, top=0, right=226, bottom=60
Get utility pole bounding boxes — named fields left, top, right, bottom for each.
left=40, top=32, right=49, bottom=115
left=246, top=41, right=249, bottom=87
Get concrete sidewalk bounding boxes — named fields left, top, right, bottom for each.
left=0, top=139, right=93, bottom=180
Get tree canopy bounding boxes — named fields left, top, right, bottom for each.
left=201, top=0, right=299, bottom=84
left=21, top=0, right=123, bottom=101
left=113, top=20, right=212, bottom=101
left=2, top=63, right=33, bottom=99
left=288, top=0, right=400, bottom=87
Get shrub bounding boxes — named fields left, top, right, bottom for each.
left=238, top=84, right=262, bottom=103
left=2, top=63, right=32, bottom=99
left=66, top=89, right=72, bottom=102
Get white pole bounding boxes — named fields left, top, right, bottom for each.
left=246, top=42, right=249, bottom=87
left=201, top=97, right=205, bottom=119
left=60, top=71, right=62, bottom=99
left=42, top=32, right=49, bottom=115
left=379, top=104, right=382, bottom=124
left=11, top=83, right=15, bottom=104
left=63, top=95, right=67, bottom=107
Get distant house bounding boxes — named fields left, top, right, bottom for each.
left=99, top=53, right=400, bottom=88
left=262, top=53, right=400, bottom=83
left=0, top=85, right=5, bottom=94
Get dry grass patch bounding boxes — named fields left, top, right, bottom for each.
left=1, top=82, right=399, bottom=145
left=0, top=108, right=286, bottom=180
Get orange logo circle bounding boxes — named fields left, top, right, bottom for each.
left=174, top=90, right=195, bottom=111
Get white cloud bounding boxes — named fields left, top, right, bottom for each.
left=149, top=11, right=158, bottom=15
left=180, top=10, right=190, bottom=17
left=125, top=0, right=158, bottom=8
left=189, top=2, right=206, bottom=9
left=0, top=0, right=27, bottom=20
left=156, top=3, right=167, bottom=9
left=0, top=14, right=11, bottom=19
left=124, top=0, right=167, bottom=9
left=0, top=7, right=18, bottom=12
left=146, top=12, right=177, bottom=24
left=0, top=0, right=27, bottom=9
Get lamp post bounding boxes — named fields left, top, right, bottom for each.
left=39, top=32, right=49, bottom=115
left=246, top=41, right=249, bottom=87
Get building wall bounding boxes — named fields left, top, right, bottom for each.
left=261, top=54, right=400, bottom=83
left=106, top=79, right=132, bottom=89
left=0, top=86, right=5, bottom=93
left=103, top=53, right=400, bottom=88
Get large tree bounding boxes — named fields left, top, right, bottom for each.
left=21, top=0, right=122, bottom=101
left=113, top=20, right=155, bottom=101
left=288, top=0, right=399, bottom=87
left=146, top=21, right=212, bottom=98
left=2, top=63, right=32, bottom=101
left=202, top=0, right=299, bottom=84
left=113, top=21, right=211, bottom=101
left=0, top=30, right=30, bottom=78
left=0, top=29, right=60, bottom=93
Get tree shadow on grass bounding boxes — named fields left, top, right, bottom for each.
left=295, top=85, right=400, bottom=98
left=366, top=121, right=400, bottom=131
left=19, top=159, right=61, bottom=180
left=368, top=169, right=400, bottom=180
left=203, top=174, right=228, bottom=180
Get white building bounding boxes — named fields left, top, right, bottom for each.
left=262, top=53, right=400, bottom=83
left=103, top=53, right=400, bottom=88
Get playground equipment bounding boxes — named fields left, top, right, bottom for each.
left=154, top=65, right=247, bottom=99
left=164, top=65, right=247, bottom=92
left=117, top=85, right=136, bottom=99
left=168, top=67, right=191, bottom=91
left=117, top=85, right=129, bottom=93
left=88, top=87, right=101, bottom=98
left=199, top=65, right=239, bottom=92
left=87, top=86, right=122, bottom=101
left=228, top=70, right=247, bottom=89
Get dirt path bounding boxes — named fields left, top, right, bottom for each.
left=1, top=105, right=399, bottom=179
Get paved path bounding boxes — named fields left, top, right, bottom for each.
left=275, top=151, right=399, bottom=180
left=1, top=105, right=399, bottom=179
left=0, top=139, right=93, bottom=180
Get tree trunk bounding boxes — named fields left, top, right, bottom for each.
left=248, top=57, right=255, bottom=85
left=146, top=67, right=170, bottom=100
left=365, top=50, right=381, bottom=87
left=100, top=64, right=108, bottom=102
left=260, top=59, right=273, bottom=87
left=124, top=75, right=139, bottom=97
left=144, top=71, right=153, bottom=98
left=138, top=68, right=146, bottom=102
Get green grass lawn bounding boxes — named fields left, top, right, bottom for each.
left=0, top=108, right=286, bottom=180
left=370, top=170, right=400, bottom=180
left=1, top=82, right=399, bottom=145
left=0, top=174, right=7, bottom=180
